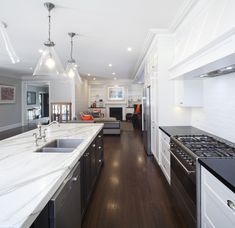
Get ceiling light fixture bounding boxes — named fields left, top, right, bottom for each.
left=108, top=64, right=112, bottom=67
left=0, top=21, right=20, bottom=64
left=33, top=2, right=64, bottom=76
left=112, top=72, right=116, bottom=75
left=199, top=74, right=208, bottom=78
left=65, top=32, right=82, bottom=82
left=127, top=47, right=132, bottom=52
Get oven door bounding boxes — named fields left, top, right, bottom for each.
left=170, top=151, right=197, bottom=228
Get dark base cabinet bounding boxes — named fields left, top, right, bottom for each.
left=81, top=129, right=104, bottom=218
left=30, top=206, right=49, bottom=228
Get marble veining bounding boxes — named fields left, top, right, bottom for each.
left=0, top=123, right=103, bottom=228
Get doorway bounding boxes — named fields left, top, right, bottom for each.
left=23, top=82, right=50, bottom=126
left=39, top=92, right=49, bottom=118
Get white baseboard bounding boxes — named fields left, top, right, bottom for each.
left=0, top=122, right=22, bottom=132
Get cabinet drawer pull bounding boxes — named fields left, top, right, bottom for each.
left=99, top=159, right=102, bottom=163
left=98, top=146, right=102, bottom=149
left=92, top=144, right=96, bottom=148
left=72, top=176, right=79, bottom=182
left=227, top=200, right=235, bottom=211
left=98, top=135, right=101, bottom=138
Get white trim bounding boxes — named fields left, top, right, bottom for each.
left=133, top=32, right=173, bottom=82
left=169, top=0, right=198, bottom=33
left=0, top=122, right=22, bottom=132
left=131, top=30, right=158, bottom=80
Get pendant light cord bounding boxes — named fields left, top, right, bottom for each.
left=70, top=36, right=73, bottom=60
left=48, top=11, right=51, bottom=42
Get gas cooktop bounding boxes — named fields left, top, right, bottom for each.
left=174, top=135, right=235, bottom=158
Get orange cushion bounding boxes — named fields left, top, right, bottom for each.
left=81, top=115, right=93, bottom=121
left=135, top=104, right=140, bottom=113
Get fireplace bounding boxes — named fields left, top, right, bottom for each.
left=109, top=107, right=123, bottom=121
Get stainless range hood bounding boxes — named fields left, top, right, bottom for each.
left=181, top=53, right=235, bottom=79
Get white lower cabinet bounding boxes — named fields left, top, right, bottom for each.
left=159, top=129, right=171, bottom=184
left=201, top=167, right=235, bottom=228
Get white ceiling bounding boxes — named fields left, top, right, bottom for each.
left=0, top=0, right=187, bottom=79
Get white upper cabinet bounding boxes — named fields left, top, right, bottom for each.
left=175, top=80, right=203, bottom=107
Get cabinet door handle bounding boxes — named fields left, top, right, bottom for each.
left=92, top=144, right=96, bottom=148
left=99, top=159, right=102, bottom=163
left=227, top=200, right=235, bottom=211
left=72, top=176, right=79, bottom=182
left=98, top=135, right=101, bottom=138
left=98, top=146, right=102, bottom=149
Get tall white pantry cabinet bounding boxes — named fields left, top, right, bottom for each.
left=144, top=35, right=190, bottom=180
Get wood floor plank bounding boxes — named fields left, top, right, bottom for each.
left=82, top=123, right=187, bottom=228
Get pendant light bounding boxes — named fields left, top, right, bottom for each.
left=33, top=2, right=64, bottom=76
left=65, top=32, right=82, bottom=82
left=0, top=21, right=20, bottom=64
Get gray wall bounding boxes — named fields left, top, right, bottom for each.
left=0, top=76, right=22, bottom=129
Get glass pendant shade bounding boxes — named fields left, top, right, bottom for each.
left=65, top=61, right=82, bottom=82
left=33, top=46, right=64, bottom=76
left=0, top=21, right=20, bottom=64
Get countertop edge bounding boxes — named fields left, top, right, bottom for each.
left=199, top=158, right=235, bottom=193
left=159, top=126, right=171, bottom=137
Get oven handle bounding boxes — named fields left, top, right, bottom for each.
left=170, top=151, right=195, bottom=175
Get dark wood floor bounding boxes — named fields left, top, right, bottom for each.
left=82, top=123, right=187, bottom=228
left=0, top=124, right=36, bottom=140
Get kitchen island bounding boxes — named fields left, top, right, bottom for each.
left=0, top=123, right=103, bottom=228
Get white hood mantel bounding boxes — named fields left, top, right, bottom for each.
left=169, top=27, right=235, bottom=79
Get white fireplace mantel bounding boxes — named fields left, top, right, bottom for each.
left=105, top=103, right=127, bottom=121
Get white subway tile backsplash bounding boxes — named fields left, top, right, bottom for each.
left=191, top=72, right=235, bottom=143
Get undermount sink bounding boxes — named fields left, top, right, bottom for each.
left=35, top=139, right=84, bottom=153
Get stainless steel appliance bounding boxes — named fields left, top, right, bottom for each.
left=49, top=162, right=81, bottom=228
left=142, top=86, right=151, bottom=156
left=170, top=135, right=235, bottom=228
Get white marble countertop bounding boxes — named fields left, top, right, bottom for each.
left=0, top=123, right=103, bottom=228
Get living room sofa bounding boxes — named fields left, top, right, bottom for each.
left=69, top=116, right=121, bottom=135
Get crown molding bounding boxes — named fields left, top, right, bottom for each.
left=169, top=0, right=198, bottom=33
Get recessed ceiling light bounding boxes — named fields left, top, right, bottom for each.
left=127, top=47, right=132, bottom=52
left=108, top=64, right=112, bottom=67
left=112, top=72, right=116, bottom=75
left=87, top=73, right=91, bottom=76
left=93, top=77, right=96, bottom=80
left=38, top=49, right=43, bottom=53
left=226, top=66, right=233, bottom=70
left=114, top=77, right=117, bottom=80
left=200, top=74, right=208, bottom=78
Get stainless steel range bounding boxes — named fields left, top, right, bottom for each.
left=170, top=135, right=235, bottom=228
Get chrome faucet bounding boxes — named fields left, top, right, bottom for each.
left=33, top=121, right=60, bottom=146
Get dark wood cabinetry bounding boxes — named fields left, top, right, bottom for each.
left=80, top=129, right=104, bottom=218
